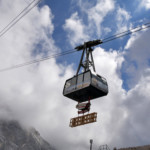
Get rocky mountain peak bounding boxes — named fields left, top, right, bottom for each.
left=0, top=120, right=55, bottom=150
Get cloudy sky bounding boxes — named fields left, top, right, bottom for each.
left=0, top=0, right=150, bottom=150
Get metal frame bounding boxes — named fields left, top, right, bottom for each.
left=75, top=39, right=102, bottom=75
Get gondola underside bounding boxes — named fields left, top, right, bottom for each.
left=64, top=84, right=108, bottom=102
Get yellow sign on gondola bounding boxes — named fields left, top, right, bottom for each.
left=70, top=112, right=97, bottom=127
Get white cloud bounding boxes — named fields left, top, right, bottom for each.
left=63, top=0, right=115, bottom=46
left=123, top=28, right=150, bottom=88
left=125, top=33, right=139, bottom=50
left=63, top=12, right=89, bottom=47
left=140, top=0, right=150, bottom=10
left=91, top=47, right=150, bottom=148
left=87, top=0, right=115, bottom=36
left=116, top=7, right=131, bottom=33
left=117, top=7, right=131, bottom=22
left=118, top=70, right=150, bottom=146
left=0, top=0, right=74, bottom=149
left=103, top=27, right=112, bottom=34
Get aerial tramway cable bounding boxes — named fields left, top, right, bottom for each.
left=102, top=23, right=150, bottom=44
left=0, top=49, right=76, bottom=72
left=0, top=21, right=150, bottom=72
left=102, top=22, right=150, bottom=42
left=0, top=0, right=42, bottom=37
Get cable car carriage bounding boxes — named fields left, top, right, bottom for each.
left=63, top=40, right=108, bottom=117
left=63, top=70, right=108, bottom=102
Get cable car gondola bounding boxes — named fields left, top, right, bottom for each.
left=63, top=40, right=108, bottom=127
left=63, top=39, right=108, bottom=103
left=63, top=70, right=108, bottom=102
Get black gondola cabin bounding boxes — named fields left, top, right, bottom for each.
left=63, top=40, right=108, bottom=103
left=63, top=70, right=108, bottom=102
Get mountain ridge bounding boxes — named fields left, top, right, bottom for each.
left=0, top=120, right=55, bottom=150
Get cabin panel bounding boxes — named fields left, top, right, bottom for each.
left=76, top=74, right=83, bottom=89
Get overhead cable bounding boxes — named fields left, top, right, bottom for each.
left=102, top=23, right=150, bottom=44
left=0, top=49, right=76, bottom=72
left=0, top=0, right=42, bottom=37
left=0, top=21, right=150, bottom=72
left=102, top=22, right=150, bottom=42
